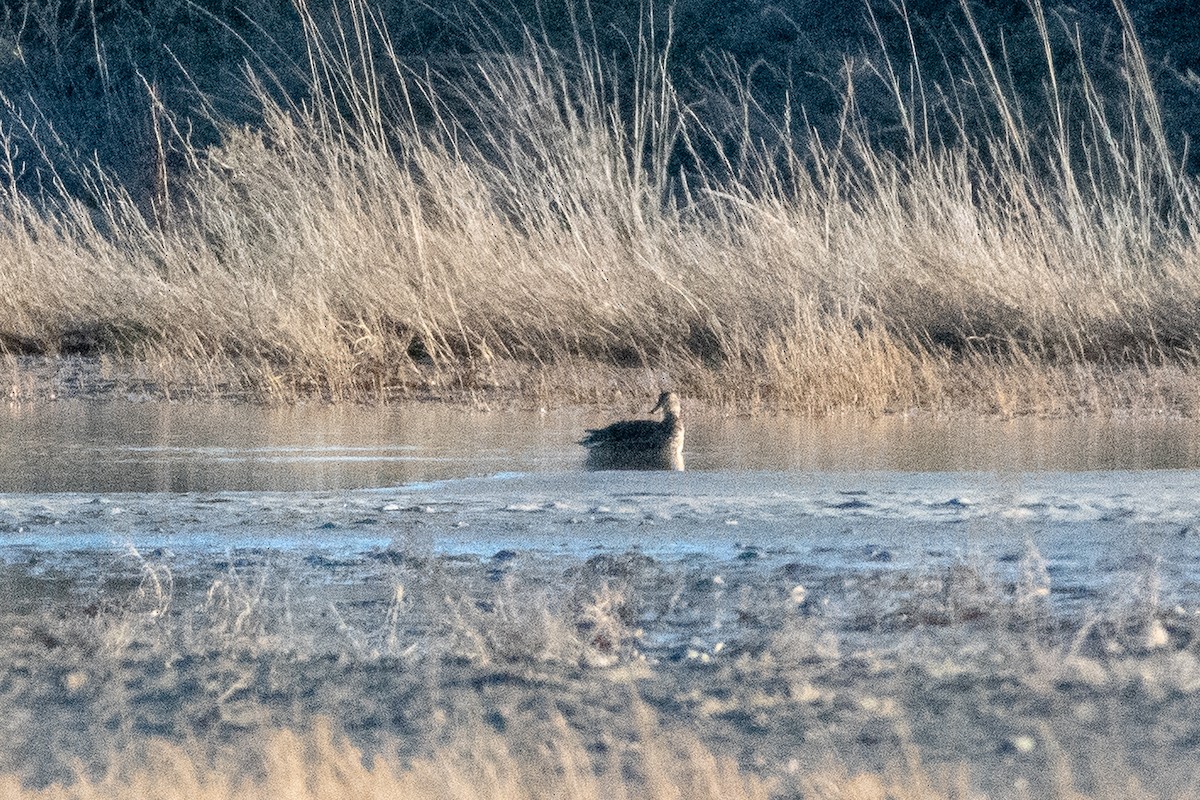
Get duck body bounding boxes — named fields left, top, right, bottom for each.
left=580, top=392, right=685, bottom=471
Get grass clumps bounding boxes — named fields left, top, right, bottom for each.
left=3, top=536, right=1199, bottom=798
left=1, top=0, right=1199, bottom=413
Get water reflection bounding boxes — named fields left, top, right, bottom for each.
left=1, top=401, right=1199, bottom=492
left=0, top=402, right=574, bottom=493
left=690, top=414, right=1200, bottom=473
left=583, top=445, right=685, bottom=472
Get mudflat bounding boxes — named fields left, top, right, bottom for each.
left=2, top=459, right=1199, bottom=797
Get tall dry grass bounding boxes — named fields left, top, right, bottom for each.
left=0, top=0, right=1197, bottom=412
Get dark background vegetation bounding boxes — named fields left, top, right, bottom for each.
left=0, top=0, right=1197, bottom=207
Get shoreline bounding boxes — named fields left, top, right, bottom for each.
left=5, top=353, right=1200, bottom=420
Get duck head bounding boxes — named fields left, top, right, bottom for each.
left=650, top=391, right=681, bottom=420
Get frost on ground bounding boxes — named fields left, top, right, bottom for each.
left=1, top=474, right=1200, bottom=797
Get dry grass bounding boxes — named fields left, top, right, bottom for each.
left=0, top=713, right=774, bottom=800
left=3, top=537, right=1198, bottom=798
left=0, top=718, right=1179, bottom=800
left=1, top=0, right=1198, bottom=412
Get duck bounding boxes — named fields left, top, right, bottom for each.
left=580, top=391, right=685, bottom=471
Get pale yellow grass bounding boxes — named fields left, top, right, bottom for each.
left=0, top=720, right=1176, bottom=800
left=1, top=0, right=1198, bottom=412
left=0, top=716, right=776, bottom=800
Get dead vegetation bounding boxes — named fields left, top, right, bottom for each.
left=1, top=0, right=1199, bottom=414
left=1, top=537, right=1196, bottom=799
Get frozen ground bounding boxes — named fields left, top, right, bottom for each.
left=3, top=464, right=1200, bottom=796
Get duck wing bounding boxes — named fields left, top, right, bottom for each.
left=579, top=419, right=664, bottom=447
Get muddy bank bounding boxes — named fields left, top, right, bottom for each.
left=8, top=355, right=1200, bottom=419
left=2, top=474, right=1199, bottom=796
left=2, top=542, right=1197, bottom=797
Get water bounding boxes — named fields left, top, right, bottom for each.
left=4, top=400, right=1200, bottom=793
left=3, top=399, right=1200, bottom=620
left=3, top=400, right=1199, bottom=491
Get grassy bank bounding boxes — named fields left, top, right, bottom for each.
left=1, top=0, right=1198, bottom=413
left=0, top=526, right=1192, bottom=799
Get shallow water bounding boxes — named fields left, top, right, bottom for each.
left=3, top=401, right=1200, bottom=795
left=4, top=400, right=1200, bottom=615
left=3, top=400, right=1200, bottom=491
